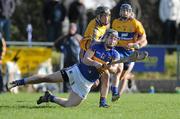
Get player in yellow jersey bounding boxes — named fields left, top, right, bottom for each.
left=80, top=6, right=111, bottom=107
left=80, top=6, right=110, bottom=52
left=111, top=3, right=148, bottom=101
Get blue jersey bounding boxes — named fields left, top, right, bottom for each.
left=78, top=43, right=120, bottom=82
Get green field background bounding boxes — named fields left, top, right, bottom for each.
left=0, top=93, right=179, bottom=119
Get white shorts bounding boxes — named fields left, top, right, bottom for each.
left=65, top=64, right=94, bottom=99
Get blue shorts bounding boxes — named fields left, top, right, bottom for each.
left=115, top=47, right=135, bottom=70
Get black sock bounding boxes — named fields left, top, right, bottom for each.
left=15, top=79, right=25, bottom=86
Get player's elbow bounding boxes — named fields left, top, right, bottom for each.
left=144, top=38, right=148, bottom=47
left=82, top=57, right=93, bottom=66
left=140, top=34, right=148, bottom=47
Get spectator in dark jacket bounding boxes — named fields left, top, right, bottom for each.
left=54, top=23, right=82, bottom=92
left=68, top=0, right=87, bottom=35
left=43, top=0, right=66, bottom=42
left=54, top=23, right=82, bottom=68
left=0, top=0, right=16, bottom=41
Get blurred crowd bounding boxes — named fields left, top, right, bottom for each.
left=0, top=0, right=180, bottom=94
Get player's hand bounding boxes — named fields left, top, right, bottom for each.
left=97, top=62, right=110, bottom=73
left=127, top=43, right=140, bottom=49
left=101, top=62, right=110, bottom=70
left=93, top=62, right=103, bottom=69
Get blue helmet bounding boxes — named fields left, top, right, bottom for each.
left=119, top=4, right=133, bottom=19
left=105, top=29, right=119, bottom=38
left=104, top=29, right=119, bottom=47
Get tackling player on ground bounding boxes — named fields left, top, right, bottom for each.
left=111, top=3, right=148, bottom=101
left=8, top=29, right=120, bottom=108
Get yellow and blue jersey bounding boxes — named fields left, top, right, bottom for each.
left=80, top=18, right=108, bottom=51
left=78, top=43, right=119, bottom=82
left=112, top=18, right=145, bottom=50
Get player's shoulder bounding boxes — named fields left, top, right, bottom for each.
left=91, top=42, right=104, bottom=49
left=112, top=18, right=119, bottom=23
left=88, top=19, right=96, bottom=25
left=131, top=18, right=143, bottom=25
left=112, top=48, right=119, bottom=54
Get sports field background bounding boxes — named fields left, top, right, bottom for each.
left=0, top=92, right=179, bottom=119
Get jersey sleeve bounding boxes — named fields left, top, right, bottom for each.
left=89, top=43, right=98, bottom=52
left=84, top=20, right=97, bottom=40
left=136, top=20, right=145, bottom=36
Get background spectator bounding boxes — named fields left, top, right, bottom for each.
left=54, top=23, right=82, bottom=92
left=0, top=0, right=16, bottom=41
left=68, top=0, right=87, bottom=35
left=159, top=0, right=180, bottom=46
left=43, top=0, right=66, bottom=42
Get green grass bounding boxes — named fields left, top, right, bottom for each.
left=0, top=93, right=180, bottom=119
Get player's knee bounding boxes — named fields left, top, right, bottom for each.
left=102, top=79, right=109, bottom=87
left=64, top=102, right=80, bottom=107
left=116, top=64, right=124, bottom=74
left=102, top=70, right=110, bottom=78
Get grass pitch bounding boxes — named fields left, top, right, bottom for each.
left=0, top=92, right=179, bottom=119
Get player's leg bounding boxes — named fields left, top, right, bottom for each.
left=53, top=90, right=83, bottom=107
left=111, top=63, right=124, bottom=102
left=37, top=65, right=91, bottom=107
left=8, top=71, right=64, bottom=89
left=118, top=62, right=134, bottom=96
left=37, top=90, right=83, bottom=107
left=99, top=70, right=110, bottom=107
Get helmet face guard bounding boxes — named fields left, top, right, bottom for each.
left=119, top=4, right=132, bottom=20
left=95, top=6, right=111, bottom=25
left=104, top=29, right=119, bottom=48
left=99, top=14, right=110, bottom=25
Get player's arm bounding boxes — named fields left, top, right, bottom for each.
left=128, top=21, right=148, bottom=49
left=82, top=48, right=102, bottom=69
left=136, top=33, right=148, bottom=48
left=1, top=38, right=6, bottom=58
left=127, top=33, right=147, bottom=50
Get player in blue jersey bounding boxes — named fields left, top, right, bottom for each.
left=7, top=29, right=120, bottom=108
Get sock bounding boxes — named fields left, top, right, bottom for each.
left=111, top=86, right=118, bottom=95
left=49, top=95, right=55, bottom=102
left=15, top=79, right=25, bottom=86
left=100, top=97, right=106, bottom=105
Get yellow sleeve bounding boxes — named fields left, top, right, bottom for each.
left=84, top=19, right=96, bottom=40
left=135, top=20, right=145, bottom=36
left=111, top=19, right=117, bottom=30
